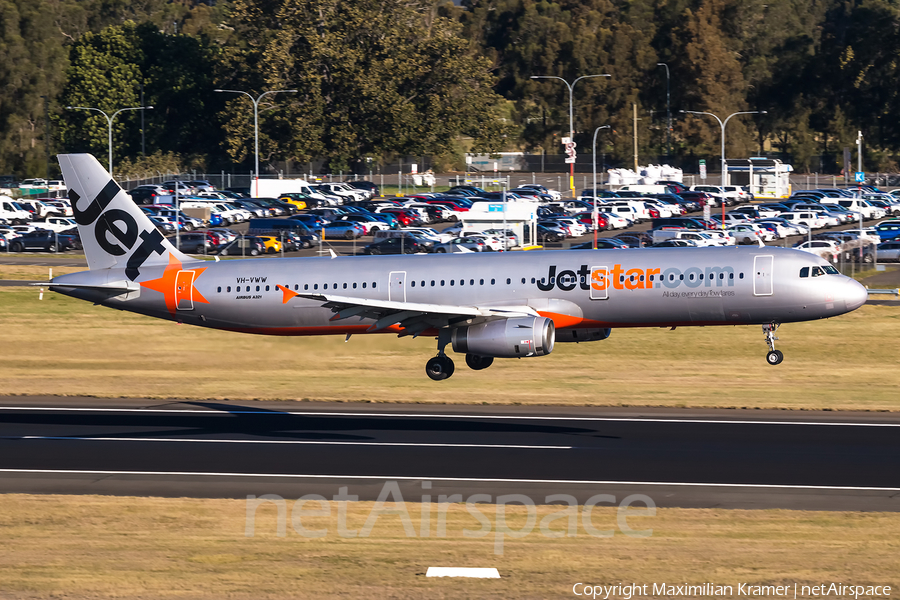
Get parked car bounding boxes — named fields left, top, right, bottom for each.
left=214, top=236, right=267, bottom=256
left=432, top=236, right=486, bottom=253
left=321, top=221, right=365, bottom=239
left=9, top=229, right=76, bottom=252
left=359, top=237, right=427, bottom=255
left=876, top=240, right=900, bottom=261
left=175, top=232, right=219, bottom=254
left=569, top=238, right=631, bottom=250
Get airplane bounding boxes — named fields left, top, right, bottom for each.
left=43, top=153, right=868, bottom=380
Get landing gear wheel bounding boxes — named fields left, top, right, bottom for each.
left=762, top=323, right=782, bottom=365
left=766, top=350, right=784, bottom=365
left=465, top=354, right=494, bottom=371
left=425, top=355, right=455, bottom=381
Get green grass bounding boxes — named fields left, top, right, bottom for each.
left=0, top=283, right=898, bottom=410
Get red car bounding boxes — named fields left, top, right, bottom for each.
left=573, top=211, right=610, bottom=231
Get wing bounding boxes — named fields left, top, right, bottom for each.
left=277, top=285, right=538, bottom=337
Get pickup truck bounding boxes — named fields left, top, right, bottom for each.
left=9, top=229, right=77, bottom=252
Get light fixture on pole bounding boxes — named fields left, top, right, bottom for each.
left=215, top=88, right=298, bottom=196
left=681, top=109, right=766, bottom=228
left=592, top=125, right=610, bottom=249
left=679, top=109, right=767, bottom=187
left=530, top=74, right=610, bottom=197
left=656, top=63, right=671, bottom=159
left=66, top=105, right=154, bottom=176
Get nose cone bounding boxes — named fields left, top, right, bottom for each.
left=844, top=278, right=868, bottom=312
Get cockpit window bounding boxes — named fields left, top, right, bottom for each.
left=822, top=265, right=839, bottom=275
left=811, top=266, right=824, bottom=277
left=800, top=267, right=809, bottom=278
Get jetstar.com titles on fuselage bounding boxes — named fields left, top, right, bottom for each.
left=537, top=264, right=738, bottom=292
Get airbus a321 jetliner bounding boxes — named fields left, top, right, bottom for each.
left=47, top=154, right=867, bottom=380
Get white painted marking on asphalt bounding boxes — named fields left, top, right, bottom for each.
left=16, top=436, right=569, bottom=450
left=0, top=406, right=898, bottom=428
left=0, top=468, right=897, bottom=492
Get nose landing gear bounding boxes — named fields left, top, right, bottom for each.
left=763, top=323, right=783, bottom=365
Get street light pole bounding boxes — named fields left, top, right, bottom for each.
left=66, top=105, right=154, bottom=176
left=215, top=88, right=298, bottom=196
left=531, top=74, right=610, bottom=197
left=592, top=125, right=610, bottom=249
left=680, top=109, right=767, bottom=187
left=656, top=63, right=671, bottom=159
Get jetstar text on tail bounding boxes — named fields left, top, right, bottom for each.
left=536, top=264, right=736, bottom=292
left=70, top=180, right=167, bottom=280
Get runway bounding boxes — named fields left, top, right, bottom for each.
left=1, top=398, right=898, bottom=511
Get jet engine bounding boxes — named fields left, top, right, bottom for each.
left=451, top=317, right=555, bottom=358
left=554, top=328, right=612, bottom=343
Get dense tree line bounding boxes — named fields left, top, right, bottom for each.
left=0, top=0, right=899, bottom=176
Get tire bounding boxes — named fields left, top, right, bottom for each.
left=465, top=354, right=494, bottom=371
left=370, top=226, right=380, bottom=233
left=47, top=243, right=57, bottom=253
left=10, top=242, right=22, bottom=252
left=302, top=240, right=312, bottom=249
left=425, top=356, right=454, bottom=381
left=267, top=247, right=276, bottom=254
left=435, top=247, right=446, bottom=253
left=766, top=350, right=784, bottom=365
left=345, top=231, right=355, bottom=240
left=249, top=248, right=260, bottom=256
left=183, top=223, right=193, bottom=232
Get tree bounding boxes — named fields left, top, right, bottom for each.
left=58, top=21, right=226, bottom=172
left=221, top=0, right=508, bottom=172
left=0, top=0, right=71, bottom=176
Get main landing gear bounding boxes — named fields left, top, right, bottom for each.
left=425, top=330, right=495, bottom=381
left=763, top=323, right=784, bottom=365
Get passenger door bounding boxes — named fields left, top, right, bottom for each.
left=753, top=255, right=774, bottom=296
left=389, top=271, right=407, bottom=302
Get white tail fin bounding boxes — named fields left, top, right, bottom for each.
left=58, top=154, right=190, bottom=280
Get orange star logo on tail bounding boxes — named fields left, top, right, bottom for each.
left=140, top=253, right=209, bottom=314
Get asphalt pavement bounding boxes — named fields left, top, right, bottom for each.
left=0, top=398, right=898, bottom=511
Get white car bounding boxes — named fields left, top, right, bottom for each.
left=781, top=211, right=827, bottom=230
left=196, top=191, right=229, bottom=199
left=652, top=229, right=722, bottom=247
left=549, top=217, right=587, bottom=237
left=482, top=228, right=518, bottom=247
left=432, top=236, right=486, bottom=253
left=644, top=199, right=676, bottom=218
left=399, top=227, right=454, bottom=244
left=794, top=240, right=841, bottom=260
left=602, top=212, right=632, bottom=229
left=41, top=217, right=78, bottom=232
left=465, top=233, right=506, bottom=251
left=726, top=223, right=767, bottom=244
left=812, top=211, right=842, bottom=228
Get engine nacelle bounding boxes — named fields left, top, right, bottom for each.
left=555, top=328, right=612, bottom=343
left=451, top=317, right=555, bottom=358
